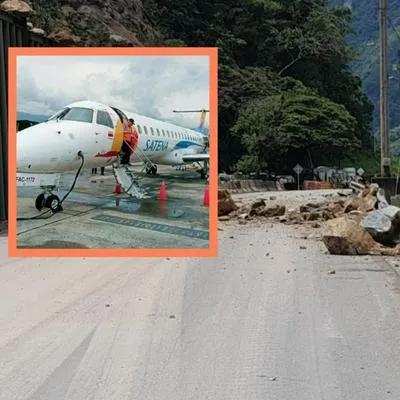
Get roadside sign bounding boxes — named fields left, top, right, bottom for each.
left=293, top=164, right=303, bottom=190
left=357, top=168, right=365, bottom=176
left=293, top=164, right=303, bottom=175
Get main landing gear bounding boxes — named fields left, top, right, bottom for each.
left=35, top=186, right=63, bottom=213
left=197, top=161, right=209, bottom=180
left=146, top=164, right=157, bottom=175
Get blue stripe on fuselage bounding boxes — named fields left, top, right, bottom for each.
left=173, top=141, right=203, bottom=150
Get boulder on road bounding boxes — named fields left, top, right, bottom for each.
left=323, top=216, right=400, bottom=256
left=360, top=205, right=400, bottom=245
left=249, top=199, right=266, bottom=216
left=260, top=205, right=286, bottom=217
left=218, top=190, right=238, bottom=216
left=322, top=216, right=380, bottom=255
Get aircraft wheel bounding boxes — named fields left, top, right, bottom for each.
left=45, top=194, right=62, bottom=213
left=35, top=193, right=45, bottom=211
left=151, top=165, right=157, bottom=175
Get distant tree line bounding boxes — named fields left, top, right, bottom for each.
left=154, top=0, right=375, bottom=174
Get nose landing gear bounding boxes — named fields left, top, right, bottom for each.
left=35, top=186, right=63, bottom=213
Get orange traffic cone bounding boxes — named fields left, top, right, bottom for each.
left=114, top=183, right=122, bottom=194
left=159, top=180, right=167, bottom=201
left=202, top=185, right=209, bottom=207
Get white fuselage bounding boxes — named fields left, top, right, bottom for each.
left=124, top=111, right=206, bottom=166
left=17, top=101, right=208, bottom=175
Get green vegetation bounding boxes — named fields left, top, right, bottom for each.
left=27, top=0, right=377, bottom=174
left=156, top=0, right=375, bottom=173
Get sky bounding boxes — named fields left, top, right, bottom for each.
left=17, top=55, right=210, bottom=129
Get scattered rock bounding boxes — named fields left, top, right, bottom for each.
left=343, top=196, right=361, bottom=213
left=376, top=188, right=389, bottom=208
left=348, top=210, right=365, bottom=216
left=300, top=246, right=307, bottom=250
left=261, top=205, right=286, bottom=217
left=312, top=222, right=321, bottom=228
left=269, top=196, right=276, bottom=200
left=169, top=314, right=176, bottom=319
left=360, top=206, right=400, bottom=245
left=322, top=217, right=378, bottom=255
left=359, top=194, right=377, bottom=212
left=218, top=216, right=231, bottom=221
left=48, top=30, right=81, bottom=45
left=322, top=216, right=400, bottom=256
left=109, top=33, right=134, bottom=46
left=327, top=269, right=336, bottom=275
left=0, top=0, right=34, bottom=17
left=218, top=190, right=238, bottom=216
left=30, top=27, right=46, bottom=36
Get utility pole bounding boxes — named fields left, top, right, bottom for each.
left=380, top=0, right=391, bottom=176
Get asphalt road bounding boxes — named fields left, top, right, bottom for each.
left=0, top=221, right=400, bottom=399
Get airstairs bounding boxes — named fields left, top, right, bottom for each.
left=112, top=142, right=155, bottom=199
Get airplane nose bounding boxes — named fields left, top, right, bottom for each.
left=17, top=124, right=53, bottom=173
left=17, top=130, right=34, bottom=173
left=17, top=121, right=87, bottom=173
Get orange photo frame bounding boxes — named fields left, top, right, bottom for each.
left=8, top=47, right=218, bottom=258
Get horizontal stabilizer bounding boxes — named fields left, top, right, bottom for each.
left=182, top=154, right=209, bottom=163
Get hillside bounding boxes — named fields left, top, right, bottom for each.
left=17, top=111, right=48, bottom=122
left=10, top=0, right=376, bottom=174
left=329, top=0, right=400, bottom=133
left=26, top=0, right=162, bottom=46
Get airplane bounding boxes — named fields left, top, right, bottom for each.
left=16, top=100, right=210, bottom=213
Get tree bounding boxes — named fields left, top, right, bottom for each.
left=234, top=89, right=360, bottom=171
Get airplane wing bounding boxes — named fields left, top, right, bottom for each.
left=182, top=154, right=209, bottom=162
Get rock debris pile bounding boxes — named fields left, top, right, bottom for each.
left=218, top=184, right=400, bottom=256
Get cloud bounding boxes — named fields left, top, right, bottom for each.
left=16, top=55, right=210, bottom=129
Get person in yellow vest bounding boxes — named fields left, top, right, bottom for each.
left=120, top=117, right=132, bottom=165
left=129, top=118, right=139, bottom=153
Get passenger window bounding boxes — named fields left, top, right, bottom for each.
left=144, top=126, right=148, bottom=134
left=150, top=127, right=154, bottom=135
left=156, top=128, right=160, bottom=136
left=137, top=125, right=142, bottom=134
left=162, top=129, right=165, bottom=137
left=96, top=110, right=114, bottom=128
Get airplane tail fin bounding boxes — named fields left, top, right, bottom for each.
left=194, top=109, right=209, bottom=135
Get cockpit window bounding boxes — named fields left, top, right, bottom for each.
left=59, top=107, right=94, bottom=123
left=96, top=110, right=114, bottom=128
left=47, top=108, right=69, bottom=121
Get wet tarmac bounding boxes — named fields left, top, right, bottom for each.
left=15, top=165, right=210, bottom=250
